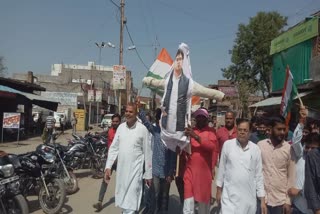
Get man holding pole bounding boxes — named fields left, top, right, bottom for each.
left=183, top=108, right=218, bottom=214
left=138, top=106, right=176, bottom=214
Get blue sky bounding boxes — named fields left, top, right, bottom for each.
left=0, top=0, right=319, bottom=93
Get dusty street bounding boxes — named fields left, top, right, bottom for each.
left=0, top=129, right=218, bottom=214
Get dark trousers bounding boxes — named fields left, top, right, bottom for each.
left=98, top=180, right=108, bottom=202
left=60, top=124, right=64, bottom=133
left=292, top=204, right=305, bottom=214
left=97, top=164, right=116, bottom=202
left=175, top=176, right=184, bottom=204
left=47, top=128, right=53, bottom=136
left=152, top=176, right=171, bottom=213
left=267, top=205, right=283, bottom=214
left=256, top=198, right=261, bottom=214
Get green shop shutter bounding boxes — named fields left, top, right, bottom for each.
left=272, top=39, right=312, bottom=91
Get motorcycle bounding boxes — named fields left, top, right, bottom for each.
left=39, top=137, right=79, bottom=195
left=0, top=154, right=29, bottom=214
left=13, top=148, right=66, bottom=214
left=65, top=132, right=107, bottom=178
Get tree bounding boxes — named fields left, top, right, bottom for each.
left=222, top=11, right=287, bottom=98
left=236, top=80, right=255, bottom=118
left=0, top=56, right=7, bottom=77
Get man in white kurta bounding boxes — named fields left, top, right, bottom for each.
left=216, top=119, right=266, bottom=214
left=105, top=104, right=152, bottom=214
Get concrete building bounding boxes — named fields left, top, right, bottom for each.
left=13, top=62, right=136, bottom=124
left=250, top=11, right=320, bottom=120
left=0, top=76, right=58, bottom=140
left=208, top=80, right=262, bottom=119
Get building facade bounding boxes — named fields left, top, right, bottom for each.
left=13, top=61, right=136, bottom=124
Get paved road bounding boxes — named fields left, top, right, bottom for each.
left=0, top=129, right=218, bottom=214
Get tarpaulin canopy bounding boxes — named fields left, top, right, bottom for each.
left=0, top=85, right=59, bottom=111
left=249, top=91, right=311, bottom=108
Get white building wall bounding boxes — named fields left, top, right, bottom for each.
left=51, top=62, right=114, bottom=76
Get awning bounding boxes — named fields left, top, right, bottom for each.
left=249, top=91, right=312, bottom=108
left=0, top=85, right=59, bottom=111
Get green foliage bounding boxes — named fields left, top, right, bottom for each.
left=222, top=11, right=287, bottom=98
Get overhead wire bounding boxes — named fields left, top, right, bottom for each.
left=286, top=0, right=317, bottom=18
left=108, top=0, right=120, bottom=9
left=125, top=24, right=149, bottom=70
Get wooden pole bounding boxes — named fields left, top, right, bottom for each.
left=296, top=92, right=304, bottom=107
left=175, top=153, right=180, bottom=177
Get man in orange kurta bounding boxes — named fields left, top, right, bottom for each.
left=183, top=108, right=219, bottom=214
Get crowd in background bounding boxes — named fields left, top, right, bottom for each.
left=91, top=104, right=320, bottom=214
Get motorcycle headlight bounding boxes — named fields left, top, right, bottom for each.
left=0, top=164, right=14, bottom=178
left=43, top=153, right=55, bottom=163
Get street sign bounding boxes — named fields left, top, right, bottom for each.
left=3, top=113, right=21, bottom=129
left=88, top=90, right=95, bottom=102
left=2, top=112, right=21, bottom=144
left=96, top=90, right=102, bottom=102
left=113, top=65, right=126, bottom=90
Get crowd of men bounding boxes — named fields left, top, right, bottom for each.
left=92, top=104, right=320, bottom=214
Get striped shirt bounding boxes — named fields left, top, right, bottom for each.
left=46, top=116, right=56, bottom=129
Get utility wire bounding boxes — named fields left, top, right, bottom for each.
left=106, top=0, right=149, bottom=70
left=109, top=0, right=120, bottom=9
left=125, top=24, right=149, bottom=70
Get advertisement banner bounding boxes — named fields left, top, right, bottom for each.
left=96, top=90, right=102, bottom=102
left=88, top=90, right=95, bottom=102
left=41, top=92, right=78, bottom=107
left=3, top=113, right=21, bottom=129
left=113, top=65, right=126, bottom=90
left=270, top=18, right=318, bottom=55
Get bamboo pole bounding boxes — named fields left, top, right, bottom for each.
left=175, top=153, right=180, bottom=177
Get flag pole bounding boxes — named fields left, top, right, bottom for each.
left=296, top=92, right=304, bottom=107
left=286, top=65, right=304, bottom=107
left=175, top=153, right=180, bottom=177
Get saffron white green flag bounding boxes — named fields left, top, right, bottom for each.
left=280, top=67, right=298, bottom=122
left=145, top=48, right=173, bottom=95
left=147, top=48, right=173, bottom=79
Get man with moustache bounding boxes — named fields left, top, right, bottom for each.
left=216, top=111, right=237, bottom=156
left=216, top=118, right=266, bottom=214
left=104, top=103, right=152, bottom=214
left=258, top=116, right=296, bottom=214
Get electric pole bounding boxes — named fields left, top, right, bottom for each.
left=119, top=0, right=125, bottom=65
left=118, top=0, right=125, bottom=114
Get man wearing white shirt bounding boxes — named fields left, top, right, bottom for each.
left=104, top=103, right=152, bottom=214
left=216, top=118, right=267, bottom=214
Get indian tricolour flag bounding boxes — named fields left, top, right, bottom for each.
left=280, top=67, right=298, bottom=124
left=146, top=48, right=173, bottom=80
left=145, top=48, right=173, bottom=95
